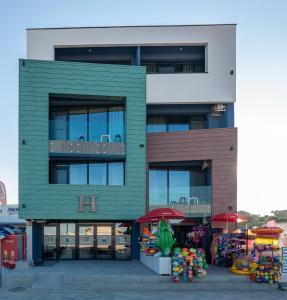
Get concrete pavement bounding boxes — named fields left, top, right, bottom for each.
left=0, top=287, right=284, bottom=300
left=0, top=261, right=285, bottom=299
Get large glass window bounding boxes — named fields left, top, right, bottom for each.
left=89, top=107, right=108, bottom=142
left=49, top=111, right=68, bottom=140
left=149, top=166, right=209, bottom=206
left=50, top=161, right=124, bottom=186
left=69, top=108, right=88, bottom=141
left=141, top=46, right=205, bottom=74
left=89, top=163, right=107, bottom=185
left=146, top=116, right=167, bottom=133
left=108, top=162, right=124, bottom=186
left=50, top=164, right=69, bottom=184
left=149, top=170, right=168, bottom=206
left=109, top=107, right=125, bottom=143
left=147, top=115, right=206, bottom=133
left=70, top=164, right=88, bottom=184
left=169, top=170, right=190, bottom=203
left=50, top=105, right=125, bottom=143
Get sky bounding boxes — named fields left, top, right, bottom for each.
left=0, top=0, right=286, bottom=215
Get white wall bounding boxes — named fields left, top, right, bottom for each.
left=27, top=25, right=236, bottom=103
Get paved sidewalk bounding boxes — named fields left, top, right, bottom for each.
left=0, top=261, right=284, bottom=299
left=0, top=287, right=284, bottom=300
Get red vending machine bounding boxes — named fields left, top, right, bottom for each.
left=1, top=233, right=26, bottom=268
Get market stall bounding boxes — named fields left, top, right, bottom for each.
left=248, top=225, right=283, bottom=284
left=137, top=208, right=209, bottom=281
left=137, top=209, right=180, bottom=275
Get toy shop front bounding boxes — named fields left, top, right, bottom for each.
left=138, top=210, right=284, bottom=284
left=137, top=209, right=211, bottom=280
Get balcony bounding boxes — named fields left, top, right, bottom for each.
left=149, top=186, right=211, bottom=217
left=49, top=140, right=125, bottom=157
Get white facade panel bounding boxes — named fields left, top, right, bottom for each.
left=27, top=25, right=236, bottom=103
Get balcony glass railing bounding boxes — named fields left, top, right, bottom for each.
left=149, top=186, right=211, bottom=217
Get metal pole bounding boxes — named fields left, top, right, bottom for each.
left=245, top=224, right=248, bottom=255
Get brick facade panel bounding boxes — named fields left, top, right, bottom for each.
left=147, top=128, right=237, bottom=226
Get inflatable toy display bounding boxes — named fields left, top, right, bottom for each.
left=216, top=234, right=244, bottom=267
left=249, top=243, right=281, bottom=283
left=230, top=257, right=251, bottom=275
left=140, top=218, right=175, bottom=257
left=172, top=247, right=208, bottom=283
left=251, top=227, right=283, bottom=236
left=156, top=218, right=176, bottom=257
left=140, top=226, right=160, bottom=256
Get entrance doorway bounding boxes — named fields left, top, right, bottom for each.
left=78, top=224, right=113, bottom=259
left=43, top=222, right=132, bottom=260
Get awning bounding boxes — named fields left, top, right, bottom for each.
left=0, top=224, right=25, bottom=239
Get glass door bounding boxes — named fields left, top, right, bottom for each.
left=96, top=225, right=113, bottom=259
left=59, top=223, right=76, bottom=259
left=115, top=223, right=132, bottom=260
left=43, top=225, right=57, bottom=260
left=78, top=225, right=95, bottom=259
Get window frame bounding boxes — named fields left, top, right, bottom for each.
left=50, top=160, right=125, bottom=186
left=149, top=166, right=208, bottom=206
left=49, top=104, right=125, bottom=143
left=147, top=114, right=207, bottom=133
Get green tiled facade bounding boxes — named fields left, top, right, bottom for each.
left=19, top=59, right=146, bottom=220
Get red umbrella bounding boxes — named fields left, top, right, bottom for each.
left=212, top=212, right=247, bottom=223
left=135, top=208, right=185, bottom=223
left=148, top=208, right=185, bottom=219
left=135, top=215, right=151, bottom=223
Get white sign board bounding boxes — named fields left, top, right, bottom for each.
left=0, top=205, right=19, bottom=217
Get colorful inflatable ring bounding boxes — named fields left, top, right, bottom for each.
left=230, top=265, right=251, bottom=275
left=251, top=227, right=283, bottom=235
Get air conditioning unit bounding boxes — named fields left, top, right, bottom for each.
left=213, top=104, right=226, bottom=112
left=211, top=104, right=226, bottom=116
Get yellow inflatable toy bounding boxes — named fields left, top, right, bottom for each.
left=230, top=258, right=251, bottom=275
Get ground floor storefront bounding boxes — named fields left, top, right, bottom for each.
left=31, top=221, right=141, bottom=262
left=31, top=218, right=218, bottom=263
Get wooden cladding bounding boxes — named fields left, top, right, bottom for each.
left=147, top=128, right=237, bottom=221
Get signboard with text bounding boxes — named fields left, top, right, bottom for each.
left=0, top=205, right=19, bottom=217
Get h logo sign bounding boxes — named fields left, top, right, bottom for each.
left=78, top=195, right=96, bottom=212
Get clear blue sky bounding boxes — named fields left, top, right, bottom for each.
left=0, top=0, right=286, bottom=214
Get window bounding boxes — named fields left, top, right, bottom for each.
left=50, top=161, right=124, bottom=186
left=149, top=170, right=168, bottom=206
left=147, top=115, right=206, bottom=133
left=169, top=170, right=190, bottom=204
left=149, top=165, right=209, bottom=206
left=50, top=105, right=125, bottom=143
left=55, top=46, right=137, bottom=65
left=69, top=164, right=87, bottom=185
left=141, top=46, right=205, bottom=74
left=89, top=108, right=107, bottom=142
left=108, top=162, right=124, bottom=186
left=51, top=164, right=68, bottom=184
left=109, top=107, right=125, bottom=143
left=69, top=108, right=88, bottom=141
left=49, top=111, right=68, bottom=140
left=89, top=163, right=107, bottom=185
